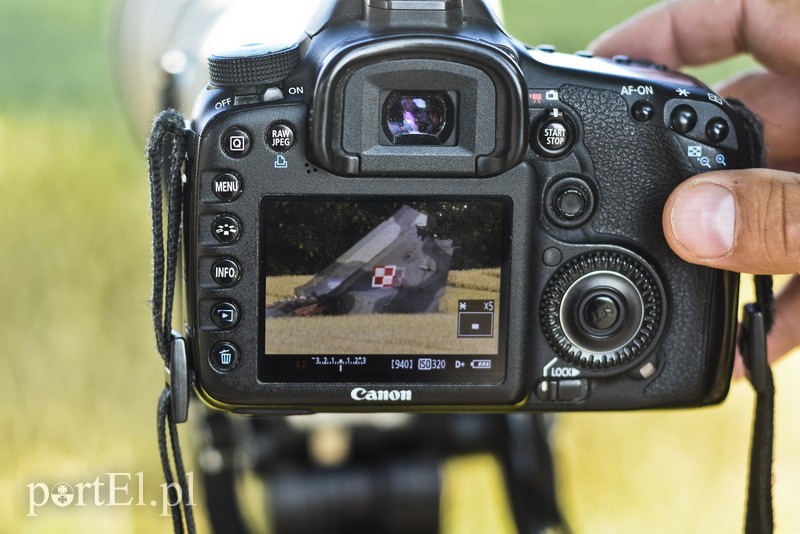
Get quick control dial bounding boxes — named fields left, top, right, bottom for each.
left=541, top=250, right=664, bottom=370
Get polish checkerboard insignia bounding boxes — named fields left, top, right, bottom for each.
left=371, top=265, right=403, bottom=288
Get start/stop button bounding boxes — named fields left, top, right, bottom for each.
left=531, top=108, right=575, bottom=158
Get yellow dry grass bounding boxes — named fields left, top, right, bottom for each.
left=265, top=269, right=500, bottom=354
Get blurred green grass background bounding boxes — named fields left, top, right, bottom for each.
left=0, top=0, right=798, bottom=532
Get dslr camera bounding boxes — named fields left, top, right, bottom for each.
left=184, top=0, right=756, bottom=414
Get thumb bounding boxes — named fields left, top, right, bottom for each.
left=663, top=170, right=800, bottom=274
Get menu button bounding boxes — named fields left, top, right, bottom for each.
left=212, top=172, right=242, bottom=201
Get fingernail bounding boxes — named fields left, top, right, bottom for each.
left=671, top=183, right=735, bottom=258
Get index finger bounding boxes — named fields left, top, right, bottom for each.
left=589, top=0, right=800, bottom=75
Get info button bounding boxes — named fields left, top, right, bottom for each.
left=211, top=258, right=241, bottom=287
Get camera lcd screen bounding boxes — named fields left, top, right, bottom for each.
left=259, top=198, right=509, bottom=382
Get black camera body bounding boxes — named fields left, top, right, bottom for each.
left=184, top=0, right=753, bottom=414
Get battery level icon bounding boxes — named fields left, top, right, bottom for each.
left=470, top=359, right=492, bottom=370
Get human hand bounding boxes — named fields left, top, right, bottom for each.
left=589, top=0, right=800, bottom=373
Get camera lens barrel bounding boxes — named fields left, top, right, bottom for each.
left=270, top=460, right=441, bottom=534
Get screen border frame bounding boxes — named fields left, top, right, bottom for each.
left=257, top=195, right=512, bottom=384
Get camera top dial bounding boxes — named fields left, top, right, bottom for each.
left=208, top=43, right=301, bottom=87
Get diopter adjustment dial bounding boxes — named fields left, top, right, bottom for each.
left=208, top=43, right=300, bottom=87
left=540, top=250, right=664, bottom=370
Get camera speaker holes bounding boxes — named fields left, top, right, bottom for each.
left=304, top=162, right=318, bottom=175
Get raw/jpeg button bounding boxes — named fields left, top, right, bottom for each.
left=266, top=122, right=296, bottom=152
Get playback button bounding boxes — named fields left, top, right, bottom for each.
left=209, top=342, right=240, bottom=372
left=211, top=301, right=240, bottom=329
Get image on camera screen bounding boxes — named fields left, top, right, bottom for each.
left=262, top=198, right=507, bottom=358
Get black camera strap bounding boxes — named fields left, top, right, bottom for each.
left=729, top=98, right=776, bottom=534
left=148, top=109, right=196, bottom=534
left=740, top=275, right=775, bottom=534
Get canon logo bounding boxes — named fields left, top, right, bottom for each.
left=350, top=387, right=412, bottom=402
